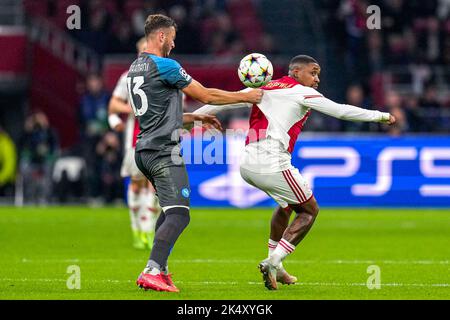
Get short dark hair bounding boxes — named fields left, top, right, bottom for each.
left=289, top=55, right=318, bottom=70
left=144, top=14, right=177, bottom=37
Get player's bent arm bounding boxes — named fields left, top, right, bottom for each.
left=303, top=96, right=392, bottom=123
left=108, top=96, right=133, bottom=114
left=182, top=79, right=262, bottom=105
left=108, top=96, right=132, bottom=131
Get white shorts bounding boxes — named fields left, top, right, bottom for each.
left=240, top=166, right=313, bottom=208
left=120, top=148, right=145, bottom=179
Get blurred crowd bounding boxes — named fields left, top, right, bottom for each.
left=312, top=0, right=450, bottom=135
left=25, top=0, right=275, bottom=57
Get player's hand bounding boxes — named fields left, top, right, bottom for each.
left=244, top=89, right=263, bottom=104
left=384, top=114, right=396, bottom=125
left=113, top=122, right=125, bottom=132
left=196, top=114, right=223, bottom=131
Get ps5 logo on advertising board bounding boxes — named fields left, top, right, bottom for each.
left=197, top=137, right=450, bottom=208
left=299, top=146, right=450, bottom=197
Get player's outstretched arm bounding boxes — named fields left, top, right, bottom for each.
left=303, top=94, right=396, bottom=125
left=182, top=79, right=263, bottom=105
left=192, top=88, right=253, bottom=115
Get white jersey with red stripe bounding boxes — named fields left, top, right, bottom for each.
left=113, top=72, right=140, bottom=150
left=113, top=72, right=143, bottom=178
left=242, top=76, right=318, bottom=173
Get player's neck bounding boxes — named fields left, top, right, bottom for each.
left=144, top=46, right=163, bottom=57
left=144, top=50, right=162, bottom=57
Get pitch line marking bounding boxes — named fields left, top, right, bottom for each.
left=1, top=278, right=449, bottom=288
left=19, top=258, right=450, bottom=265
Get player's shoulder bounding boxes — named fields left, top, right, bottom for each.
left=293, top=85, right=323, bottom=98
left=149, top=54, right=181, bottom=71
left=118, top=71, right=128, bottom=82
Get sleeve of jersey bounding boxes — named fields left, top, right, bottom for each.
left=302, top=96, right=390, bottom=122
left=193, top=102, right=252, bottom=115
left=160, top=59, right=193, bottom=89
left=112, top=73, right=129, bottom=101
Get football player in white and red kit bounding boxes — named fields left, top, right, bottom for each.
left=194, top=55, right=396, bottom=290
left=108, top=38, right=161, bottom=250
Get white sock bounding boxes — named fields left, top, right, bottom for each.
left=268, top=239, right=284, bottom=269
left=127, top=186, right=141, bottom=232
left=143, top=267, right=160, bottom=275
left=269, top=238, right=296, bottom=267
left=268, top=239, right=278, bottom=257
left=138, top=188, right=159, bottom=232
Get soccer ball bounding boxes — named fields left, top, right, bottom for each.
left=238, top=53, right=273, bottom=88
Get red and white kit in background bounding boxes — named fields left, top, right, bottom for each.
left=194, top=76, right=390, bottom=208
left=111, top=72, right=160, bottom=242
left=112, top=72, right=144, bottom=179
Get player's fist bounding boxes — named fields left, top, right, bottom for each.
left=113, top=122, right=125, bottom=132
left=386, top=114, right=396, bottom=125
left=380, top=113, right=396, bottom=125
left=244, top=89, right=263, bottom=104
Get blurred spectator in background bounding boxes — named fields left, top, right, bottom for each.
left=78, top=73, right=110, bottom=200
left=204, top=12, right=242, bottom=56
left=419, top=84, right=442, bottom=132
left=342, top=84, right=372, bottom=132
left=75, top=0, right=112, bottom=56
left=383, top=91, right=408, bottom=136
left=95, top=131, right=123, bottom=204
left=19, top=112, right=59, bottom=204
left=367, top=30, right=384, bottom=74
left=168, top=4, right=202, bottom=54
left=337, top=0, right=368, bottom=81
left=404, top=95, right=424, bottom=132
left=0, top=126, right=16, bottom=198
left=131, top=0, right=160, bottom=37
left=108, top=18, right=140, bottom=54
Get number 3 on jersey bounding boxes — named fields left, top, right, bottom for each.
left=127, top=76, right=148, bottom=116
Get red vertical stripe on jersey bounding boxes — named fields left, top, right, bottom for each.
left=245, top=104, right=268, bottom=145
left=132, top=118, right=140, bottom=148
left=246, top=76, right=301, bottom=146
left=287, top=110, right=311, bottom=154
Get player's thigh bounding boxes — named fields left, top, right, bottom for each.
left=242, top=167, right=313, bottom=208
left=135, top=150, right=190, bottom=209
left=121, top=148, right=145, bottom=179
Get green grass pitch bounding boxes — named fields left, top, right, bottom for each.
left=0, top=206, right=449, bottom=300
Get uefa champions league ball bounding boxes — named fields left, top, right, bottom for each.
left=238, top=53, right=273, bottom=88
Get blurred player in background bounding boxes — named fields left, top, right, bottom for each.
left=108, top=37, right=160, bottom=250
left=131, top=14, right=263, bottom=293
left=194, top=54, right=396, bottom=290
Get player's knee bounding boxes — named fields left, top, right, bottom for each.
left=164, top=207, right=190, bottom=229
left=312, top=202, right=320, bottom=217
left=129, top=181, right=140, bottom=193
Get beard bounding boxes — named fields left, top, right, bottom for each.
left=162, top=41, right=172, bottom=57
